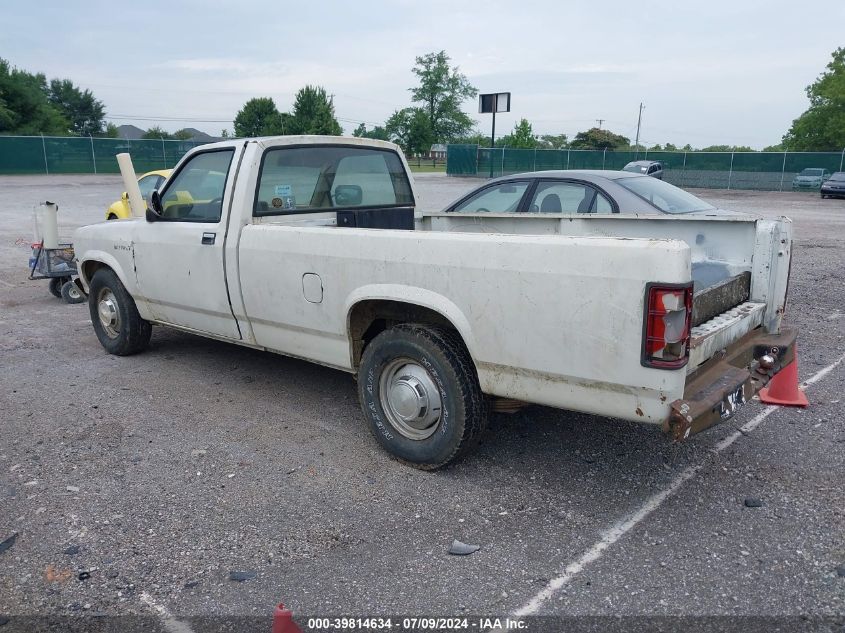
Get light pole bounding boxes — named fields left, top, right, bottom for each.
left=634, top=103, right=644, bottom=159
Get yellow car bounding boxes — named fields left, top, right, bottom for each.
left=106, top=169, right=172, bottom=220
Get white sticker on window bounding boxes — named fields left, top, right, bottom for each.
left=274, top=184, right=292, bottom=196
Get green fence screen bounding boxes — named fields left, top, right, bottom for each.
left=0, top=135, right=210, bottom=175
left=4, top=136, right=844, bottom=194
left=447, top=145, right=845, bottom=192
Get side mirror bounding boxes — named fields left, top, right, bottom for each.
left=121, top=191, right=128, bottom=201
left=150, top=189, right=164, bottom=213
left=334, top=184, right=363, bottom=207
left=146, top=189, right=163, bottom=222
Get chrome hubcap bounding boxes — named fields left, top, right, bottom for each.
left=379, top=359, right=443, bottom=440
left=97, top=289, right=121, bottom=339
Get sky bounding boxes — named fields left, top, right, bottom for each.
left=2, top=0, right=844, bottom=149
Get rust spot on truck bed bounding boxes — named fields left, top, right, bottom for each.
left=635, top=407, right=644, bottom=417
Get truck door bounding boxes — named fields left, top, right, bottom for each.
left=132, top=147, right=242, bottom=340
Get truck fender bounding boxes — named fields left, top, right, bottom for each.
left=78, top=251, right=134, bottom=293
left=344, top=284, right=479, bottom=364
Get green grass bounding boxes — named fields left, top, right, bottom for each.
left=408, top=164, right=447, bottom=173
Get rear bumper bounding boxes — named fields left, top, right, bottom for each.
left=665, top=325, right=798, bottom=441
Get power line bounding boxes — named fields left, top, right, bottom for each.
left=86, top=82, right=402, bottom=108
left=106, top=114, right=233, bottom=123
left=105, top=113, right=385, bottom=128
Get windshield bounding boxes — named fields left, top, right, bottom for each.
left=616, top=176, right=715, bottom=214
left=800, top=168, right=824, bottom=176
left=828, top=172, right=845, bottom=181
left=623, top=163, right=648, bottom=173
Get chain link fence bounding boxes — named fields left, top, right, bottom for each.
left=0, top=135, right=211, bottom=175
left=447, top=145, right=845, bottom=191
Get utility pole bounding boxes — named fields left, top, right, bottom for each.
left=595, top=119, right=605, bottom=129
left=634, top=103, right=644, bottom=159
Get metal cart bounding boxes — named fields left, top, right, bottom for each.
left=28, top=242, right=86, bottom=304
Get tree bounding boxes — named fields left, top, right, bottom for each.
left=234, top=97, right=285, bottom=137
left=46, top=78, right=105, bottom=135
left=0, top=93, right=13, bottom=130
left=0, top=58, right=68, bottom=135
left=104, top=122, right=119, bottom=138
left=537, top=133, right=568, bottom=149
left=452, top=131, right=489, bottom=146
left=783, top=47, right=845, bottom=151
left=288, top=86, right=342, bottom=135
left=496, top=118, right=537, bottom=148
left=569, top=127, right=630, bottom=150
left=385, top=107, right=433, bottom=154
left=409, top=51, right=477, bottom=143
left=142, top=126, right=172, bottom=139
left=221, top=129, right=230, bottom=138
left=352, top=122, right=389, bottom=140
left=699, top=144, right=755, bottom=152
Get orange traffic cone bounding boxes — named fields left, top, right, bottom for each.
left=759, top=348, right=809, bottom=407
left=272, top=603, right=303, bottom=633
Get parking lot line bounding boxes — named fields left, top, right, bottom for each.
left=511, top=350, right=845, bottom=617
left=139, top=591, right=196, bottom=633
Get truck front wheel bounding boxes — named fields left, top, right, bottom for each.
left=358, top=324, right=488, bottom=469
left=88, top=268, right=152, bottom=356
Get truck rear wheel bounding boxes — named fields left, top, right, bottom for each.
left=88, top=268, right=151, bottom=356
left=358, top=323, right=487, bottom=469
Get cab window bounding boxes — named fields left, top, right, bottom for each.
left=255, top=146, right=413, bottom=215
left=160, top=151, right=233, bottom=222
left=452, top=181, right=530, bottom=213
left=529, top=181, right=613, bottom=214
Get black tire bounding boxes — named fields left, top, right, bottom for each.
left=358, top=323, right=488, bottom=469
left=61, top=280, right=86, bottom=304
left=48, top=277, right=66, bottom=298
left=106, top=214, right=118, bottom=220
left=88, top=268, right=151, bottom=355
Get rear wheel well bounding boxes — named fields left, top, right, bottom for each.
left=348, top=300, right=460, bottom=368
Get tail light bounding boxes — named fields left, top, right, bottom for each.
left=642, top=283, right=693, bottom=369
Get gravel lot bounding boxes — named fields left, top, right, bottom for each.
left=1, top=174, right=843, bottom=631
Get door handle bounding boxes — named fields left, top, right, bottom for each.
left=201, top=232, right=216, bottom=245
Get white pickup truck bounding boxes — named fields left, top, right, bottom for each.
left=74, top=136, right=797, bottom=468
